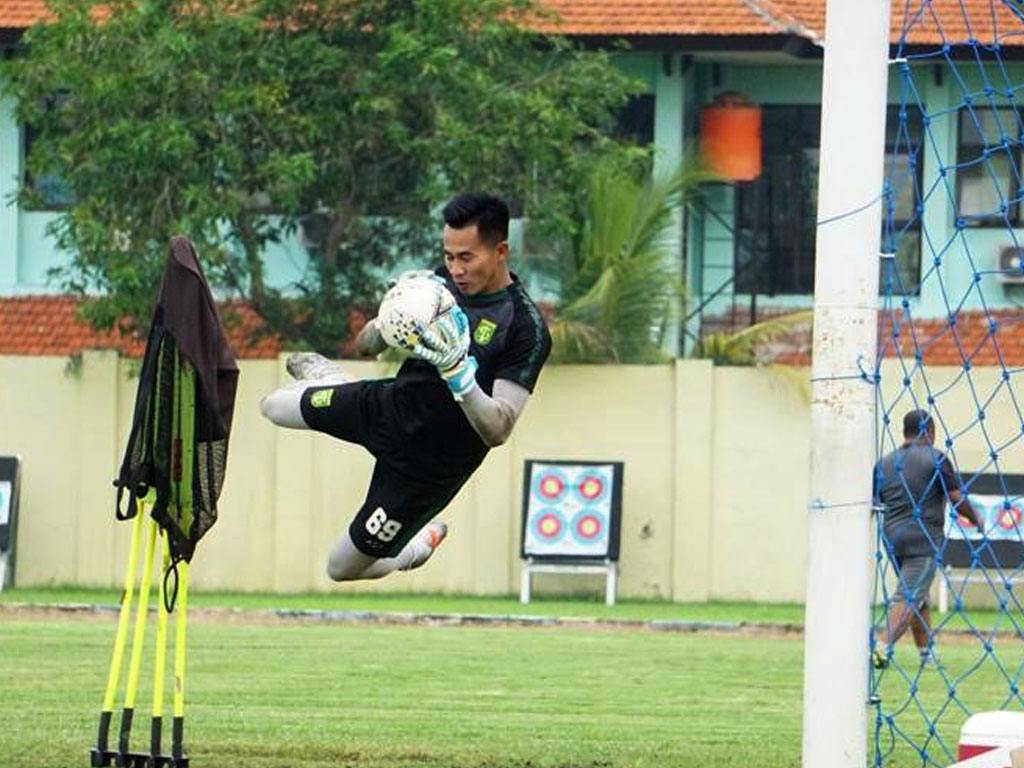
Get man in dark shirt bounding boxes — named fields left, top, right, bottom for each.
left=872, top=409, right=979, bottom=668
left=260, top=192, right=552, bottom=581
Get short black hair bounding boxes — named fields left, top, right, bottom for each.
left=442, top=192, right=509, bottom=246
left=903, top=409, right=934, bottom=438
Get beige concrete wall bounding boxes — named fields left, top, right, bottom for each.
left=0, top=353, right=831, bottom=601
left=709, top=367, right=811, bottom=602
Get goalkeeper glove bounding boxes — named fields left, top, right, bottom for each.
left=412, top=306, right=470, bottom=371
left=439, top=355, right=478, bottom=401
left=411, top=307, right=478, bottom=400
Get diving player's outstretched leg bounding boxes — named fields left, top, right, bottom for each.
left=284, top=352, right=353, bottom=384
left=259, top=352, right=353, bottom=429
left=326, top=522, right=448, bottom=581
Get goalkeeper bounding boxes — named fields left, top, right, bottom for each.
left=260, top=192, right=551, bottom=581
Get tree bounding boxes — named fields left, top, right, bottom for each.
left=5, top=0, right=641, bottom=352
left=546, top=158, right=714, bottom=363
left=693, top=312, right=813, bottom=365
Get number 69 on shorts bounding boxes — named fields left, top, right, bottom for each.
left=365, top=507, right=402, bottom=543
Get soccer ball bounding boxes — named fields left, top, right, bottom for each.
left=377, top=274, right=456, bottom=353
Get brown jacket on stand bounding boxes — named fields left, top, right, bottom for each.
left=114, top=237, right=239, bottom=564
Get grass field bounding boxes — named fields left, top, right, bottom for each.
left=1, top=590, right=1020, bottom=767
left=0, top=587, right=808, bottom=625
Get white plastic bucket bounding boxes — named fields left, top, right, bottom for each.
left=958, top=712, right=1024, bottom=763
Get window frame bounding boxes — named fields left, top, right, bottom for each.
left=733, top=103, right=821, bottom=297
left=954, top=105, right=1024, bottom=229
left=882, top=104, right=925, bottom=296
left=612, top=93, right=655, bottom=147
left=22, top=91, right=75, bottom=212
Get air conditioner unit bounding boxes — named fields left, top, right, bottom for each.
left=998, top=246, right=1024, bottom=284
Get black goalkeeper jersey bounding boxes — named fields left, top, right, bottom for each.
left=383, top=269, right=551, bottom=481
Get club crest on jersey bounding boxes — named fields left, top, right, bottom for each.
left=309, top=389, right=333, bottom=408
left=474, top=318, right=497, bottom=346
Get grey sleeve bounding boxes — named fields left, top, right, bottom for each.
left=355, top=318, right=387, bottom=358
left=938, top=454, right=960, bottom=492
left=458, top=379, right=530, bottom=447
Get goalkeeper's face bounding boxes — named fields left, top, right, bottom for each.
left=443, top=224, right=510, bottom=296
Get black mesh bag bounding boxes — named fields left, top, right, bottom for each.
left=113, top=237, right=239, bottom=565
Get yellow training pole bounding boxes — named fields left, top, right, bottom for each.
left=172, top=559, right=189, bottom=761
left=91, top=497, right=146, bottom=764
left=171, top=358, right=195, bottom=763
left=117, top=514, right=158, bottom=757
left=150, top=530, right=171, bottom=761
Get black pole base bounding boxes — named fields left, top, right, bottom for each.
left=89, top=747, right=118, bottom=767
left=88, top=747, right=188, bottom=768
left=112, top=750, right=189, bottom=768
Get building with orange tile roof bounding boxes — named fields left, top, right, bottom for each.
left=3, top=1, right=1024, bottom=364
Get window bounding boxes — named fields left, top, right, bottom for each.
left=612, top=94, right=655, bottom=146
left=734, top=104, right=923, bottom=296
left=882, top=105, right=924, bottom=295
left=23, top=92, right=74, bottom=210
left=955, top=107, right=1024, bottom=226
left=734, top=105, right=820, bottom=295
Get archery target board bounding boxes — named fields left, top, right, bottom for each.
left=521, top=460, right=623, bottom=560
left=942, top=473, right=1024, bottom=569
left=0, top=457, right=21, bottom=587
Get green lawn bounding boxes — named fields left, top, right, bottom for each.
left=1, top=615, right=805, bottom=768
left=0, top=586, right=808, bottom=625
left=1, top=591, right=1020, bottom=767
left=4, top=586, right=1016, bottom=632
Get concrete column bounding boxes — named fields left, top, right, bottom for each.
left=654, top=53, right=687, bottom=357
left=672, top=359, right=713, bottom=601
left=465, top=449, right=514, bottom=595
left=74, top=350, right=122, bottom=585
left=271, top=357, right=317, bottom=592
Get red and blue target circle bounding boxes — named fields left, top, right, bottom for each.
left=533, top=509, right=567, bottom=542
left=574, top=472, right=609, bottom=504
left=998, top=505, right=1023, bottom=531
left=533, top=467, right=569, bottom=503
left=571, top=511, right=606, bottom=543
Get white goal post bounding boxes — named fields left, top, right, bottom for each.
left=803, top=1, right=892, bottom=767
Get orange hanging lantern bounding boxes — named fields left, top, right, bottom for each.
left=699, top=92, right=762, bottom=182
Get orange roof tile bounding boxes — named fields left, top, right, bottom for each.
left=0, top=0, right=47, bottom=29
left=767, top=0, right=1024, bottom=47
left=0, top=295, right=284, bottom=359
left=877, top=309, right=1024, bottom=368
left=533, top=1, right=1024, bottom=45
left=2, top=1, right=1022, bottom=45
left=703, top=306, right=1024, bottom=367
left=534, top=1, right=782, bottom=37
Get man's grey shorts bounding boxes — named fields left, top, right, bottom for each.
left=894, top=555, right=937, bottom=608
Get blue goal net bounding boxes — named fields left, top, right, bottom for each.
left=872, top=2, right=1024, bottom=765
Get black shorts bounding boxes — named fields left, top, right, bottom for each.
left=300, top=381, right=471, bottom=558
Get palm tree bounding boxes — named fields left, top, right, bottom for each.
left=694, top=311, right=813, bottom=366
left=546, top=158, right=714, bottom=364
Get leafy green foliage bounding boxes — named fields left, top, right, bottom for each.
left=5, top=0, right=640, bottom=352
left=548, top=158, right=715, bottom=363
left=694, top=311, right=813, bottom=366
